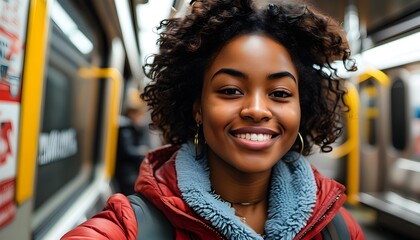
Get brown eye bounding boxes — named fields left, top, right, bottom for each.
left=218, top=88, right=242, bottom=95
left=270, top=90, right=291, bottom=98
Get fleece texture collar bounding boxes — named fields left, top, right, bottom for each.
left=175, top=143, right=317, bottom=240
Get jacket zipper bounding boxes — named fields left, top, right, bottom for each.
left=296, top=193, right=342, bottom=240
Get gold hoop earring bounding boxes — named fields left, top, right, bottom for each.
left=297, top=132, right=304, bottom=156
left=194, top=122, right=200, bottom=159
left=285, top=132, right=304, bottom=163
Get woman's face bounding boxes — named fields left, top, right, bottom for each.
left=195, top=34, right=301, bottom=173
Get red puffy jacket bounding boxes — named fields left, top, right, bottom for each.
left=61, top=145, right=365, bottom=239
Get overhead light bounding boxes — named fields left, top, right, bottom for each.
left=51, top=1, right=93, bottom=54
left=361, top=31, right=420, bottom=70
left=115, top=0, right=143, bottom=82
left=328, top=31, right=420, bottom=78
left=68, top=30, right=94, bottom=55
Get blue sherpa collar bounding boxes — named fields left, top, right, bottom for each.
left=175, top=142, right=316, bottom=240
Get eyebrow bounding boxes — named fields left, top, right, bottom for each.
left=211, top=68, right=246, bottom=80
left=267, top=71, right=296, bottom=82
left=211, top=68, right=296, bottom=82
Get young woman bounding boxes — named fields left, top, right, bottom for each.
left=62, top=0, right=364, bottom=239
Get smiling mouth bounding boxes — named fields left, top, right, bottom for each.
left=234, top=133, right=273, bottom=142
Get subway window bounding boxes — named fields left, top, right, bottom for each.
left=390, top=78, right=407, bottom=151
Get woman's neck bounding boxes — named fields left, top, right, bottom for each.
left=210, top=171, right=270, bottom=204
left=208, top=154, right=271, bottom=207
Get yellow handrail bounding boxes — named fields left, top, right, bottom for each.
left=79, top=67, right=123, bottom=180
left=331, top=82, right=360, bottom=205
left=357, top=68, right=391, bottom=86
left=16, top=0, right=50, bottom=204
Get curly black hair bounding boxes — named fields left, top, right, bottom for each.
left=141, top=0, right=357, bottom=155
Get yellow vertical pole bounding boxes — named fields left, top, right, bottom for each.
left=330, top=82, right=360, bottom=205
left=16, top=0, right=50, bottom=204
left=78, top=67, right=122, bottom=179
left=344, top=82, right=360, bottom=205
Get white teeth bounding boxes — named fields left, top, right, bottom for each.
left=251, top=134, right=258, bottom=141
left=235, top=133, right=272, bottom=141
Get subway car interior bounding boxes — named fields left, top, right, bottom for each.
left=1, top=0, right=420, bottom=239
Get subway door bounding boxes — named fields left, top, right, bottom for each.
left=385, top=69, right=412, bottom=196
left=407, top=68, right=420, bottom=201
left=31, top=1, right=107, bottom=239
left=358, top=77, right=389, bottom=193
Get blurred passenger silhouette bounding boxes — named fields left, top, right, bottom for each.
left=115, top=87, right=151, bottom=195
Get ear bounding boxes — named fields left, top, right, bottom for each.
left=193, top=101, right=202, bottom=123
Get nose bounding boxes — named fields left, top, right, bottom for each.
left=240, top=92, right=272, bottom=122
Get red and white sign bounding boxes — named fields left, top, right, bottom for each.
left=0, top=104, right=19, bottom=228
left=0, top=0, right=30, bottom=228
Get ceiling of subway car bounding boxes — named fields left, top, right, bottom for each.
left=308, top=0, right=420, bottom=32
left=167, top=0, right=420, bottom=35
left=134, top=0, right=420, bottom=59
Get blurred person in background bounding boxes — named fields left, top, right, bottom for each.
left=115, top=87, right=151, bottom=195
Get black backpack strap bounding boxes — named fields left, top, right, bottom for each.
left=320, top=211, right=351, bottom=240
left=128, top=193, right=174, bottom=240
